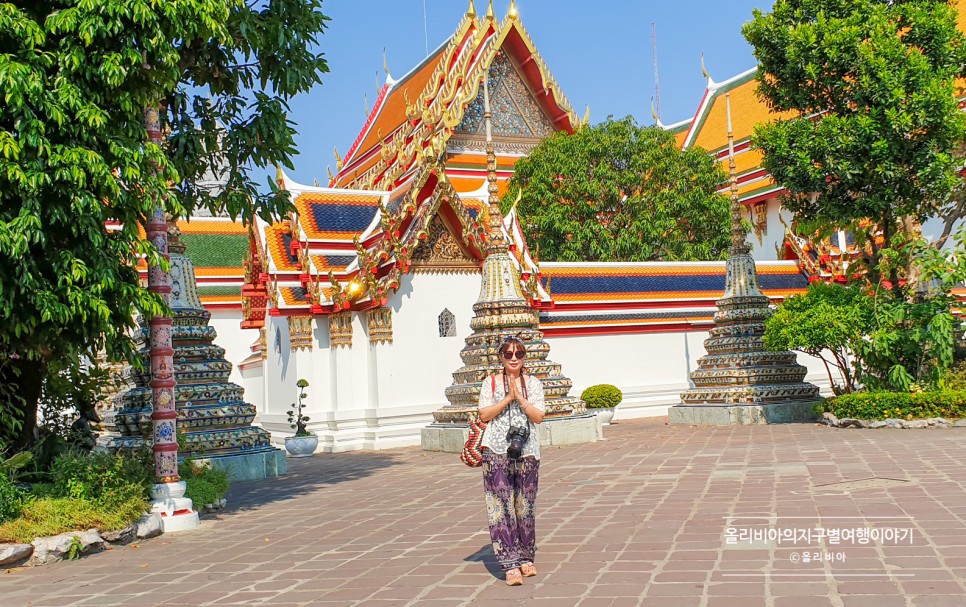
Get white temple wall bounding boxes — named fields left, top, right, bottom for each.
left=208, top=309, right=252, bottom=385
left=255, top=272, right=481, bottom=453
left=744, top=197, right=793, bottom=261
left=376, top=272, right=480, bottom=408
left=353, top=271, right=480, bottom=452
left=249, top=268, right=837, bottom=453
left=239, top=361, right=265, bottom=415
left=545, top=328, right=833, bottom=423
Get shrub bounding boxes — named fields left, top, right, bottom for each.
left=0, top=475, right=25, bottom=523
left=823, top=391, right=966, bottom=421
left=945, top=361, right=966, bottom=390
left=580, top=384, right=623, bottom=409
left=50, top=449, right=153, bottom=508
left=0, top=450, right=152, bottom=543
left=179, top=460, right=230, bottom=508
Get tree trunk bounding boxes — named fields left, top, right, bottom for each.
left=0, top=357, right=45, bottom=455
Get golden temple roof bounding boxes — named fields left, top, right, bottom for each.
left=333, top=7, right=579, bottom=192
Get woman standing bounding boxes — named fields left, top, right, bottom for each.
left=478, top=335, right=545, bottom=586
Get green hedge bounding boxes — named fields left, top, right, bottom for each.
left=580, top=384, right=623, bottom=409
left=823, top=391, right=966, bottom=420
left=0, top=450, right=152, bottom=543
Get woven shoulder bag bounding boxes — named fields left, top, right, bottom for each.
left=460, top=375, right=493, bottom=468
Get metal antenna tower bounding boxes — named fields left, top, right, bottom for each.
left=651, top=22, right=661, bottom=122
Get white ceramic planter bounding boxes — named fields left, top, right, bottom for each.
left=284, top=434, right=319, bottom=457
left=593, top=407, right=616, bottom=425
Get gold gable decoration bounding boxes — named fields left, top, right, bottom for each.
left=410, top=214, right=480, bottom=274
left=258, top=326, right=268, bottom=360
left=367, top=308, right=393, bottom=346
left=753, top=202, right=768, bottom=244
left=288, top=316, right=313, bottom=352
left=329, top=311, right=353, bottom=349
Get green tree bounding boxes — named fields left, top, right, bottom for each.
left=764, top=282, right=872, bottom=393
left=505, top=117, right=731, bottom=262
left=0, top=0, right=329, bottom=453
left=742, top=0, right=966, bottom=285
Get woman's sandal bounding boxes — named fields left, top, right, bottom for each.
left=520, top=562, right=537, bottom=577
left=505, top=568, right=523, bottom=586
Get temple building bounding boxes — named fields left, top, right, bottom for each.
left=154, top=1, right=965, bottom=452
left=214, top=2, right=826, bottom=452
left=670, top=0, right=966, bottom=280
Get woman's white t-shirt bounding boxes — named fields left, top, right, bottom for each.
left=477, top=373, right=546, bottom=460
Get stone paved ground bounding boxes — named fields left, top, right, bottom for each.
left=2, top=417, right=966, bottom=607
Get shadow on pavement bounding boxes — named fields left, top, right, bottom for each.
left=464, top=544, right=501, bottom=579
left=221, top=451, right=405, bottom=513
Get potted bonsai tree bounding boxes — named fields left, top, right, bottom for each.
left=284, top=379, right=318, bottom=457
left=580, top=384, right=623, bottom=425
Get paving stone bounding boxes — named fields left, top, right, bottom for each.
left=0, top=418, right=964, bottom=605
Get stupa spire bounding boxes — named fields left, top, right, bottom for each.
left=670, top=94, right=819, bottom=425
left=483, top=73, right=507, bottom=255
left=428, top=56, right=587, bottom=430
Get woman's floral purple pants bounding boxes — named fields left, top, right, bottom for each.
left=481, top=450, right=540, bottom=571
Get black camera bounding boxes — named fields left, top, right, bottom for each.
left=506, top=424, right=530, bottom=459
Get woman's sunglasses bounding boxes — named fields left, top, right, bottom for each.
left=502, top=350, right=525, bottom=360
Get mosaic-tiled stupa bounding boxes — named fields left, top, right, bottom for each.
left=671, top=94, right=819, bottom=424
left=432, top=74, right=586, bottom=427
left=107, top=226, right=284, bottom=475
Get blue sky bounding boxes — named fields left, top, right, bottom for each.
left=282, top=0, right=771, bottom=185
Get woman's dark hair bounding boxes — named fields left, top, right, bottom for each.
left=498, top=335, right=526, bottom=355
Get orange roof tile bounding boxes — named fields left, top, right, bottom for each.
left=689, top=74, right=797, bottom=153
left=341, top=46, right=449, bottom=172
left=264, top=223, right=300, bottom=272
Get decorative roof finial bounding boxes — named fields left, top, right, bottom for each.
left=483, top=73, right=507, bottom=254
left=466, top=0, right=476, bottom=18
left=486, top=0, right=495, bottom=20
left=383, top=48, right=390, bottom=77
left=275, top=165, right=284, bottom=187
left=725, top=93, right=747, bottom=255
left=651, top=98, right=664, bottom=128
left=333, top=146, right=343, bottom=170
left=508, top=0, right=518, bottom=20
left=582, top=104, right=591, bottom=127
left=701, top=52, right=710, bottom=80
left=509, top=189, right=522, bottom=215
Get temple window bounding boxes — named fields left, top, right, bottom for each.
left=439, top=309, right=456, bottom=337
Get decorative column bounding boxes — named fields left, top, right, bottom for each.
left=144, top=107, right=179, bottom=483
left=423, top=69, right=597, bottom=452
left=669, top=94, right=819, bottom=425
left=143, top=107, right=199, bottom=532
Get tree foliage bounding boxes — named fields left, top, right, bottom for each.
left=505, top=117, right=731, bottom=262
left=765, top=279, right=957, bottom=394
left=764, top=281, right=872, bottom=393
left=743, top=0, right=966, bottom=280
left=0, top=0, right=329, bottom=453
